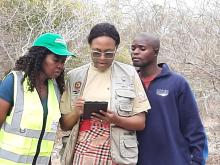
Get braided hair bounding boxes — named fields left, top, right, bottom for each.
left=14, top=46, right=65, bottom=94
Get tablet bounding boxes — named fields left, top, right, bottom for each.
left=82, top=101, right=108, bottom=119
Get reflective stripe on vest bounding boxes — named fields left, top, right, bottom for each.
left=0, top=148, right=49, bottom=164
left=53, top=80, right=61, bottom=102
left=12, top=71, right=24, bottom=128
left=0, top=71, right=61, bottom=164
left=2, top=122, right=56, bottom=140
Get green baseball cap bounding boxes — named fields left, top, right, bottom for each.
left=32, top=33, right=76, bottom=56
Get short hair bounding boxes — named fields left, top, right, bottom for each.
left=88, top=23, right=120, bottom=47
left=137, top=32, right=160, bottom=54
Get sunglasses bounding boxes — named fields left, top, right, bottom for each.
left=91, top=49, right=116, bottom=59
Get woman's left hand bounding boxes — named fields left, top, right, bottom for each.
left=92, top=110, right=146, bottom=130
left=92, top=110, right=120, bottom=124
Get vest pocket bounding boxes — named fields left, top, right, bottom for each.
left=115, top=89, right=136, bottom=102
left=118, top=104, right=132, bottom=116
left=119, top=135, right=138, bottom=158
left=115, top=89, right=136, bottom=116
left=110, top=126, right=138, bottom=164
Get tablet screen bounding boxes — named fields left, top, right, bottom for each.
left=82, top=101, right=108, bottom=119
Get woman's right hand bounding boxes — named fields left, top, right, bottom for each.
left=60, top=97, right=85, bottom=131
left=73, top=97, right=85, bottom=117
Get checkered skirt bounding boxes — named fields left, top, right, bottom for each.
left=72, top=120, right=117, bottom=165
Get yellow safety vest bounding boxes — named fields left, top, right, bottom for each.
left=0, top=71, right=61, bottom=165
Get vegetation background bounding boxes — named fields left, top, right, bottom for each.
left=0, top=0, right=219, bottom=164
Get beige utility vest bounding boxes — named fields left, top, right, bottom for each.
left=0, top=71, right=61, bottom=165
left=61, top=61, right=139, bottom=165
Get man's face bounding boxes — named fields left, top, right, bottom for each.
left=131, top=36, right=156, bottom=67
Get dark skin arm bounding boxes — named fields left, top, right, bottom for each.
left=0, top=98, right=11, bottom=128
left=60, top=97, right=146, bottom=131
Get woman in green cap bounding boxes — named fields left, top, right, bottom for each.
left=0, top=33, right=75, bottom=165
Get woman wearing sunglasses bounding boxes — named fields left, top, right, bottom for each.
left=60, top=23, right=151, bottom=165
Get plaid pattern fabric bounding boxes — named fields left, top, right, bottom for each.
left=72, top=120, right=117, bottom=165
